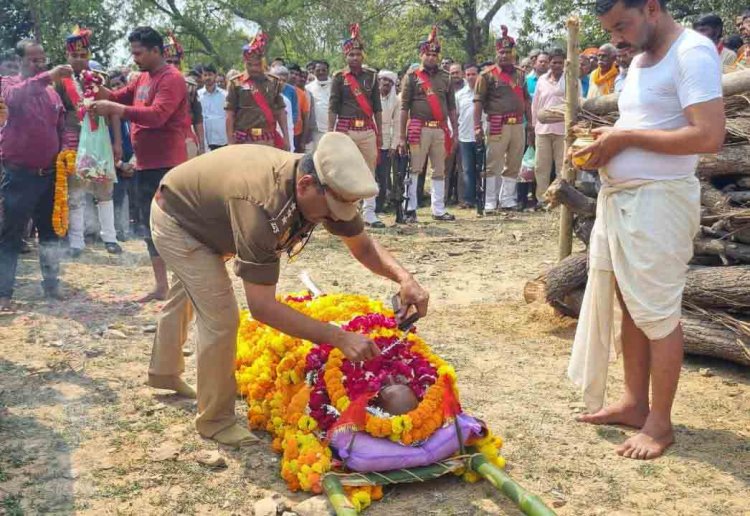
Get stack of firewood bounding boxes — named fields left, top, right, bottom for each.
left=525, top=69, right=750, bottom=367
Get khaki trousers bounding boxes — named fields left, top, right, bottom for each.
left=149, top=200, right=240, bottom=438
left=486, top=124, right=525, bottom=179
left=535, top=133, right=565, bottom=200
left=345, top=129, right=378, bottom=173
left=409, top=127, right=446, bottom=180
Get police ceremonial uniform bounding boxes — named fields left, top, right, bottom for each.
left=225, top=71, right=286, bottom=146
left=329, top=23, right=383, bottom=226
left=57, top=26, right=119, bottom=252
left=148, top=134, right=376, bottom=438
left=474, top=26, right=530, bottom=211
left=401, top=26, right=457, bottom=220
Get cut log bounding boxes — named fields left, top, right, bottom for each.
left=545, top=179, right=597, bottom=216
left=573, top=216, right=595, bottom=246
left=682, top=310, right=750, bottom=366
left=710, top=218, right=750, bottom=245
left=582, top=69, right=750, bottom=115
left=545, top=253, right=588, bottom=303
left=693, top=238, right=750, bottom=264
left=700, top=180, right=731, bottom=215
left=697, top=143, right=750, bottom=179
left=683, top=266, right=750, bottom=311
left=726, top=191, right=750, bottom=205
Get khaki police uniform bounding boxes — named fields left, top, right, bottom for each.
left=225, top=72, right=286, bottom=145
left=474, top=64, right=529, bottom=210
left=54, top=69, right=117, bottom=249
left=149, top=142, right=369, bottom=438
left=400, top=66, right=456, bottom=215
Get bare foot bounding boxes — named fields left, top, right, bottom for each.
left=138, top=289, right=168, bottom=303
left=576, top=400, right=649, bottom=428
left=616, top=417, right=674, bottom=460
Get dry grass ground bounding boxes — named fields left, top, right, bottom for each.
left=1, top=207, right=748, bottom=515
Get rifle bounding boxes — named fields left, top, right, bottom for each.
left=393, top=149, right=411, bottom=224
left=475, top=139, right=486, bottom=216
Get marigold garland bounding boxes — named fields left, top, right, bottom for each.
left=52, top=150, right=76, bottom=237
left=236, top=292, right=505, bottom=512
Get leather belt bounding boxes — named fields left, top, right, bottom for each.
left=2, top=161, right=53, bottom=176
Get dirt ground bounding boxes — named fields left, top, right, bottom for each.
left=1, top=207, right=748, bottom=516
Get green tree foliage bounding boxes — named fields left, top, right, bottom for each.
left=0, top=0, right=123, bottom=66
left=521, top=0, right=748, bottom=53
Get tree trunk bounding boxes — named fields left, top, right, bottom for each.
left=698, top=144, right=750, bottom=179
left=682, top=311, right=750, bottom=366
left=524, top=253, right=588, bottom=317
left=581, top=69, right=750, bottom=115
left=683, top=266, right=750, bottom=311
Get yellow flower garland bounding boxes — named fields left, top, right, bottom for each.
left=235, top=292, right=505, bottom=512
left=53, top=150, right=76, bottom=237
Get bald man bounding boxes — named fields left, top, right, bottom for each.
left=587, top=43, right=618, bottom=98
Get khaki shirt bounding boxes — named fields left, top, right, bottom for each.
left=329, top=66, right=382, bottom=118
left=474, top=64, right=528, bottom=116
left=159, top=145, right=364, bottom=285
left=225, top=72, right=285, bottom=131
left=400, top=66, right=456, bottom=120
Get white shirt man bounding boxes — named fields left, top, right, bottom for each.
left=455, top=81, right=475, bottom=144
left=305, top=62, right=331, bottom=151
left=378, top=70, right=401, bottom=151
left=570, top=20, right=723, bottom=462
left=198, top=85, right=228, bottom=149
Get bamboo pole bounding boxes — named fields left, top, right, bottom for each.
left=322, top=474, right=358, bottom=516
left=558, top=16, right=581, bottom=261
left=469, top=455, right=557, bottom=516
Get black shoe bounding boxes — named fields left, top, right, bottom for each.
left=116, top=231, right=128, bottom=242
left=432, top=212, right=456, bottom=221
left=365, top=220, right=386, bottom=229
left=69, top=248, right=83, bottom=259
left=105, top=242, right=123, bottom=255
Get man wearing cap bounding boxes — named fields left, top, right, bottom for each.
left=329, top=24, right=384, bottom=228
left=55, top=26, right=123, bottom=256
left=399, top=26, right=459, bottom=223
left=474, top=26, right=532, bottom=212
left=376, top=69, right=400, bottom=213
left=225, top=32, right=290, bottom=150
left=147, top=132, right=429, bottom=447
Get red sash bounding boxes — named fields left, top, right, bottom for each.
left=414, top=69, right=451, bottom=154
left=244, top=76, right=284, bottom=149
left=343, top=72, right=374, bottom=119
left=490, top=66, right=525, bottom=106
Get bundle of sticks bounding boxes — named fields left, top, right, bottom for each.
left=526, top=70, right=750, bottom=367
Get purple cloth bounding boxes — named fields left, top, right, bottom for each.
left=0, top=72, right=64, bottom=169
left=330, top=413, right=484, bottom=472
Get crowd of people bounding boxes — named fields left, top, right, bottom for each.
left=0, top=9, right=748, bottom=309
left=0, top=0, right=742, bottom=458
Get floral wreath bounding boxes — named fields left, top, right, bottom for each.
left=236, top=293, right=503, bottom=512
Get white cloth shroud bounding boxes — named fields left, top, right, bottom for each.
left=568, top=174, right=700, bottom=412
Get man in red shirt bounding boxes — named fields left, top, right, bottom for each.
left=90, top=26, right=189, bottom=302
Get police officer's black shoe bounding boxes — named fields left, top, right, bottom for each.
left=404, top=211, right=418, bottom=224
left=432, top=212, right=456, bottom=221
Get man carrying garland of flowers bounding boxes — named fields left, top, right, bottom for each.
left=145, top=132, right=429, bottom=447
left=54, top=26, right=123, bottom=257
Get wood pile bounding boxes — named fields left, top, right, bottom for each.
left=526, top=69, right=750, bottom=367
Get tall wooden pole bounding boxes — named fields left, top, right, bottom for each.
left=558, top=17, right=581, bottom=261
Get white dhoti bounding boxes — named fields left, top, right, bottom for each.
left=568, top=175, right=701, bottom=412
